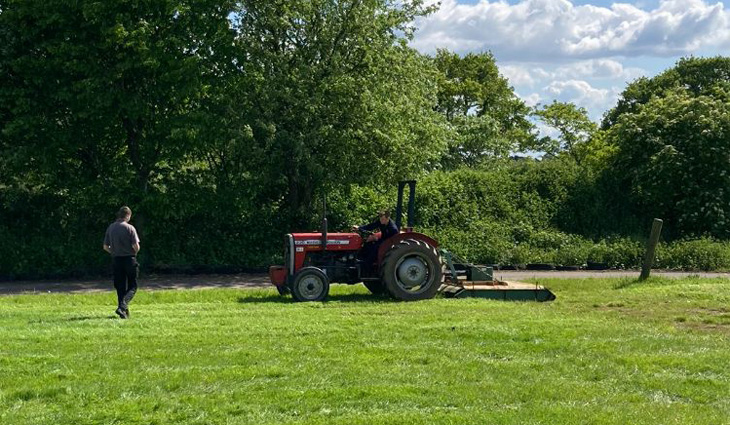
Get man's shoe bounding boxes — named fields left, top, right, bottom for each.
left=124, top=308, right=130, bottom=318
left=115, top=307, right=127, bottom=319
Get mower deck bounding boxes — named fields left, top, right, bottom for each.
left=439, top=280, right=556, bottom=302
left=440, top=250, right=556, bottom=302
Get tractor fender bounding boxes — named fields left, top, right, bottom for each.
left=377, top=232, right=439, bottom=265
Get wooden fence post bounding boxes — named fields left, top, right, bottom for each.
left=640, top=218, right=663, bottom=280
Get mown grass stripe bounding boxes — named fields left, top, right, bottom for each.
left=0, top=278, right=728, bottom=424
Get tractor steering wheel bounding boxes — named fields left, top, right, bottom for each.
left=362, top=230, right=380, bottom=243
left=353, top=227, right=376, bottom=241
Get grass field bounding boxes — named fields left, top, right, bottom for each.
left=1, top=277, right=729, bottom=425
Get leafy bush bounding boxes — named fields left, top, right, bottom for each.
left=585, top=238, right=644, bottom=268
left=656, top=238, right=730, bottom=271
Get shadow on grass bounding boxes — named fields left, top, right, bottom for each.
left=237, top=293, right=395, bottom=304
left=613, top=278, right=641, bottom=289
left=66, top=315, right=118, bottom=321
left=27, top=315, right=117, bottom=324
left=614, top=275, right=678, bottom=289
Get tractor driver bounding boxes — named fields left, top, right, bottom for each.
left=352, top=210, right=399, bottom=270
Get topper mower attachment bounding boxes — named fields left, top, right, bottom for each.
left=439, top=250, right=556, bottom=302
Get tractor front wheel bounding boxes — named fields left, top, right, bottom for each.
left=380, top=239, right=442, bottom=301
left=291, top=267, right=330, bottom=302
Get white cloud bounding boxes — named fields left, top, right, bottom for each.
left=501, top=60, right=646, bottom=87
left=501, top=65, right=537, bottom=86
left=553, top=59, right=647, bottom=80
left=415, top=1, right=729, bottom=122
left=533, top=120, right=562, bottom=141
left=413, top=0, right=730, bottom=60
left=539, top=79, right=622, bottom=120
left=545, top=79, right=608, bottom=103
left=494, top=61, right=641, bottom=120
left=520, top=92, right=543, bottom=107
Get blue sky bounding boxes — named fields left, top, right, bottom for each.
left=411, top=0, right=730, bottom=120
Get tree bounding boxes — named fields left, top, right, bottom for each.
left=0, top=0, right=240, bottom=274
left=602, top=56, right=730, bottom=129
left=599, top=56, right=730, bottom=239
left=607, top=87, right=730, bottom=238
left=0, top=0, right=237, bottom=194
left=432, top=49, right=537, bottom=168
left=534, top=101, right=597, bottom=164
left=230, top=0, right=447, bottom=225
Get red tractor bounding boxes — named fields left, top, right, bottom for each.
left=269, top=181, right=444, bottom=302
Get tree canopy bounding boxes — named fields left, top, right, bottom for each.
left=534, top=101, right=597, bottom=164
left=602, top=56, right=730, bottom=129
left=608, top=88, right=730, bottom=238
left=432, top=49, right=537, bottom=168
left=230, top=0, right=447, bottom=224
left=0, top=0, right=453, bottom=275
left=598, top=57, right=730, bottom=239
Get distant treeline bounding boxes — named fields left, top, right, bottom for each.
left=1, top=1, right=729, bottom=278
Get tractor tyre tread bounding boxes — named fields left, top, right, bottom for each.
left=380, top=239, right=442, bottom=301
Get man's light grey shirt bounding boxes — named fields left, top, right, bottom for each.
left=104, top=221, right=140, bottom=257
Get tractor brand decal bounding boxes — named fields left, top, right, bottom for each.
left=296, top=247, right=304, bottom=252
left=294, top=240, right=318, bottom=246
left=294, top=239, right=351, bottom=246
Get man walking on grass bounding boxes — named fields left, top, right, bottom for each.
left=103, top=206, right=140, bottom=319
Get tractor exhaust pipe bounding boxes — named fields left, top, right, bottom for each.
left=321, top=196, right=328, bottom=252
left=407, top=181, right=416, bottom=229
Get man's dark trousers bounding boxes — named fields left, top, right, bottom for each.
left=113, top=256, right=138, bottom=309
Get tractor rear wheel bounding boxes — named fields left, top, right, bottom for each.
left=363, top=280, right=385, bottom=295
left=291, top=267, right=330, bottom=302
left=380, top=239, right=442, bottom=301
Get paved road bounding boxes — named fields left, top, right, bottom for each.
left=0, top=274, right=270, bottom=295
left=1, top=270, right=728, bottom=296
left=493, top=270, right=730, bottom=280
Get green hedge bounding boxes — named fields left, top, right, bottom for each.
left=3, top=160, right=730, bottom=279
left=428, top=229, right=730, bottom=271
left=656, top=238, right=730, bottom=271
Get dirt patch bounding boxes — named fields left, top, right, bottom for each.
left=676, top=321, right=730, bottom=335
left=690, top=307, right=730, bottom=315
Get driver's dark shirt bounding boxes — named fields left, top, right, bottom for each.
left=358, top=218, right=399, bottom=242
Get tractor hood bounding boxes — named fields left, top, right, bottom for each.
left=290, top=233, right=363, bottom=251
